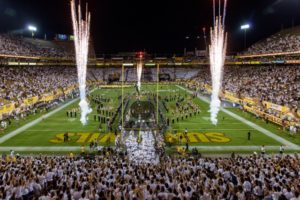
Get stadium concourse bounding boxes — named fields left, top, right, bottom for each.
left=0, top=26, right=300, bottom=200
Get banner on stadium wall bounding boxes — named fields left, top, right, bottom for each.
left=234, top=62, right=243, bottom=65
left=99, top=85, right=131, bottom=89
left=204, top=84, right=212, bottom=93
left=263, top=101, right=290, bottom=113
left=54, top=89, right=64, bottom=98
left=204, top=85, right=241, bottom=103
left=244, top=106, right=293, bottom=126
left=224, top=91, right=235, bottom=97
left=264, top=113, right=283, bottom=126
left=243, top=105, right=261, bottom=116
left=272, top=60, right=285, bottom=64
left=286, top=60, right=300, bottom=64
left=23, top=96, right=39, bottom=106
left=244, top=105, right=284, bottom=126
left=0, top=103, right=15, bottom=114
left=250, top=61, right=261, bottom=65
left=40, top=93, right=55, bottom=102
left=223, top=93, right=241, bottom=104
left=243, top=97, right=256, bottom=105
left=64, top=85, right=76, bottom=95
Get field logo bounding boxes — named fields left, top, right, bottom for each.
left=50, top=132, right=230, bottom=144
left=50, top=133, right=115, bottom=144
left=165, top=132, right=231, bottom=144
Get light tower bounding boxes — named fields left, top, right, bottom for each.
left=28, top=25, right=37, bottom=38
left=241, top=24, right=250, bottom=49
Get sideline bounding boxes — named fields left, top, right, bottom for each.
left=176, top=85, right=300, bottom=150
left=0, top=145, right=296, bottom=152
left=0, top=88, right=97, bottom=144
left=0, top=146, right=81, bottom=152
left=0, top=98, right=79, bottom=144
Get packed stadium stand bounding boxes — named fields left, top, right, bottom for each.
left=192, top=65, right=300, bottom=109
left=0, top=154, right=299, bottom=199
left=0, top=29, right=300, bottom=200
left=0, top=34, right=96, bottom=58
left=245, top=26, right=300, bottom=55
left=174, top=68, right=199, bottom=80
left=0, top=67, right=75, bottom=104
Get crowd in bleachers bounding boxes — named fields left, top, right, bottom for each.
left=0, top=34, right=74, bottom=58
left=245, top=28, right=300, bottom=55
left=0, top=154, right=299, bottom=200
left=0, top=66, right=107, bottom=108
left=193, top=65, right=300, bottom=110
left=0, top=66, right=77, bottom=106
left=1, top=64, right=299, bottom=120
left=175, top=68, right=199, bottom=80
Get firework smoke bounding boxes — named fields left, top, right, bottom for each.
left=209, top=0, right=228, bottom=125
left=71, top=0, right=92, bottom=125
left=137, top=58, right=143, bottom=92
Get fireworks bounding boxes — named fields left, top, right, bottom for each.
left=71, top=0, right=92, bottom=125
left=137, top=58, right=143, bottom=92
left=209, top=0, right=228, bottom=125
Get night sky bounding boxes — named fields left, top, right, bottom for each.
left=0, top=0, right=299, bottom=55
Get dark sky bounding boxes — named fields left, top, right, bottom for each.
left=0, top=0, right=299, bottom=55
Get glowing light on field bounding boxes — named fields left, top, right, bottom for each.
left=137, top=59, right=143, bottom=92
left=71, top=0, right=92, bottom=125
left=209, top=0, right=228, bottom=125
left=136, top=52, right=144, bottom=92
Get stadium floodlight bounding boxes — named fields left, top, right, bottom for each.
left=241, top=24, right=251, bottom=49
left=28, top=25, right=37, bottom=38
left=241, top=24, right=250, bottom=30
left=28, top=25, right=37, bottom=32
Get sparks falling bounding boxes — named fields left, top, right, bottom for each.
left=137, top=58, right=143, bottom=92
left=209, top=0, right=228, bottom=125
left=71, top=0, right=92, bottom=125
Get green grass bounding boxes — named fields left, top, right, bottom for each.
left=0, top=84, right=298, bottom=153
left=1, top=87, right=134, bottom=147
left=0, top=105, right=58, bottom=136
left=159, top=85, right=281, bottom=146
left=227, top=108, right=300, bottom=145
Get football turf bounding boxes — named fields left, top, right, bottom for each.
left=0, top=84, right=299, bottom=153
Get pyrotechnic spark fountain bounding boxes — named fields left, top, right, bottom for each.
left=71, top=0, right=92, bottom=125
left=136, top=52, right=144, bottom=92
left=137, top=58, right=143, bottom=92
left=209, top=0, right=228, bottom=125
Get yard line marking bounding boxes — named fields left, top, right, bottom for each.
left=0, top=145, right=295, bottom=152
left=174, top=122, right=244, bottom=125
left=167, top=129, right=256, bottom=131
left=0, top=89, right=97, bottom=144
left=0, top=146, right=81, bottom=151
left=25, top=130, right=100, bottom=132
left=0, top=99, right=79, bottom=144
left=176, top=85, right=300, bottom=150
left=181, top=145, right=291, bottom=151
left=24, top=129, right=256, bottom=132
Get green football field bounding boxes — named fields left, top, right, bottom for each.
left=0, top=84, right=299, bottom=154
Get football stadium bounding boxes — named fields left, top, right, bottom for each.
left=0, top=0, right=300, bottom=199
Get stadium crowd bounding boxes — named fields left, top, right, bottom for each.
left=1, top=64, right=298, bottom=110
left=0, top=66, right=109, bottom=107
left=0, top=154, right=299, bottom=200
left=193, top=65, right=300, bottom=110
left=0, top=66, right=77, bottom=106
left=0, top=34, right=72, bottom=58
left=245, top=29, right=300, bottom=55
